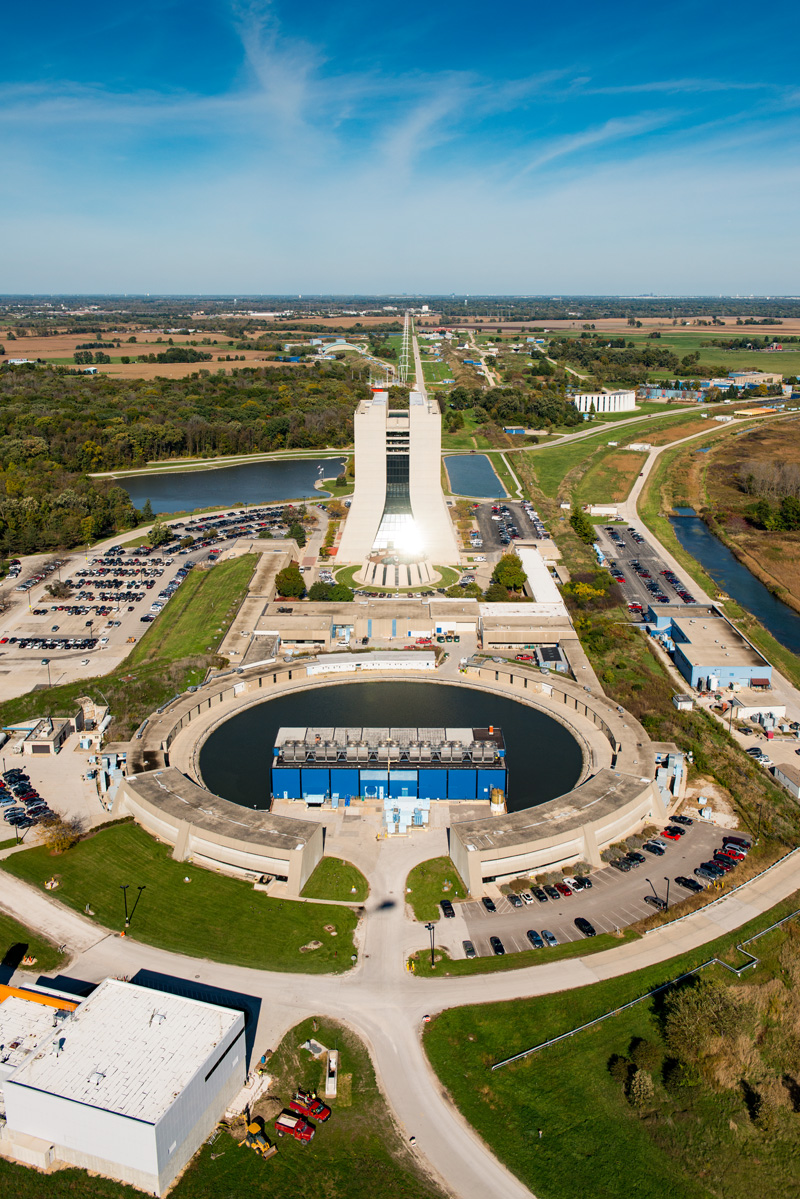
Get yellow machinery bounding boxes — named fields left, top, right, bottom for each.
left=240, top=1116, right=278, bottom=1161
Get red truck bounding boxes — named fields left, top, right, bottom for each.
left=289, top=1089, right=331, bottom=1122
left=275, top=1112, right=315, bottom=1143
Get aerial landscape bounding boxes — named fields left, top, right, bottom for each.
left=2, top=2, right=800, bottom=1198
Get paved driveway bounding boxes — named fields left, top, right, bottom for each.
left=458, top=821, right=727, bottom=955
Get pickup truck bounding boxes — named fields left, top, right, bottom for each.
left=289, top=1089, right=331, bottom=1122
left=275, top=1112, right=315, bottom=1142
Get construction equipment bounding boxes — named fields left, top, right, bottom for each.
left=289, top=1088, right=331, bottom=1122
left=240, top=1116, right=278, bottom=1161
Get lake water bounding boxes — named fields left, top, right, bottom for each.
left=444, top=454, right=506, bottom=498
left=670, top=510, right=800, bottom=655
left=120, top=456, right=346, bottom=514
left=198, top=680, right=583, bottom=813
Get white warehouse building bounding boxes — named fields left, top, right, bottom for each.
left=0, top=978, right=246, bottom=1196
left=571, top=390, right=637, bottom=414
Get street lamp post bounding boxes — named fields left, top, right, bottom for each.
left=645, top=877, right=659, bottom=900
left=120, top=884, right=130, bottom=927
left=424, top=922, right=436, bottom=968
left=664, top=876, right=670, bottom=909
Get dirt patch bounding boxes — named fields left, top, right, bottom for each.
left=683, top=775, right=741, bottom=829
left=646, top=419, right=710, bottom=445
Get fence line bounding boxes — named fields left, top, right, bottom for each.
left=491, top=905, right=800, bottom=1071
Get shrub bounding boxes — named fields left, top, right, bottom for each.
left=628, top=1069, right=655, bottom=1111
left=630, top=1038, right=662, bottom=1073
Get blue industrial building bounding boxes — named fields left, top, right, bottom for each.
left=647, top=605, right=772, bottom=691
left=271, top=726, right=507, bottom=806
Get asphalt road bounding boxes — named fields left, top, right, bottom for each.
left=459, top=822, right=726, bottom=955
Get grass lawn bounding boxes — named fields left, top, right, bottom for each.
left=203, top=1017, right=447, bottom=1199
left=485, top=451, right=517, bottom=496
left=2, top=823, right=358, bottom=974
left=301, top=857, right=369, bottom=902
left=0, top=909, right=68, bottom=974
left=409, top=929, right=640, bottom=976
left=405, top=856, right=467, bottom=921
left=0, top=555, right=257, bottom=741
left=424, top=893, right=800, bottom=1199
left=333, top=563, right=460, bottom=593
left=572, top=449, right=648, bottom=505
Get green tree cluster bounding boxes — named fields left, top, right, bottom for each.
left=569, top=505, right=596, bottom=544
left=275, top=564, right=306, bottom=598
left=307, top=581, right=354, bottom=602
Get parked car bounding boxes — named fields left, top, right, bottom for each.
left=526, top=929, right=545, bottom=949
left=661, top=829, right=681, bottom=841
left=665, top=825, right=687, bottom=837
left=462, top=940, right=476, bottom=958
left=626, top=851, right=646, bottom=867
left=672, top=814, right=694, bottom=827
left=643, top=842, right=665, bottom=856
left=555, top=882, right=573, bottom=897
left=674, top=876, right=704, bottom=892
left=695, top=865, right=719, bottom=881
left=541, top=930, right=558, bottom=947
left=482, top=896, right=496, bottom=913
left=508, top=894, right=523, bottom=908
left=644, top=895, right=667, bottom=911
left=489, top=936, right=505, bottom=956
left=574, top=917, right=596, bottom=937
left=543, top=885, right=560, bottom=900
left=440, top=899, right=455, bottom=919
left=723, top=836, right=751, bottom=851
left=611, top=858, right=632, bottom=872
left=520, top=891, right=535, bottom=905
left=531, top=887, right=548, bottom=903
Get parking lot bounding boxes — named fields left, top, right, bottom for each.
left=594, top=524, right=697, bottom=613
left=453, top=820, right=728, bottom=955
left=474, top=500, right=550, bottom=555
left=0, top=503, right=309, bottom=698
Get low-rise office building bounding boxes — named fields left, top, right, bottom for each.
left=0, top=978, right=245, bottom=1196
left=648, top=605, right=772, bottom=691
left=571, top=390, right=636, bottom=414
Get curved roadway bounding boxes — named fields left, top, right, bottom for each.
left=1, top=843, right=798, bottom=1199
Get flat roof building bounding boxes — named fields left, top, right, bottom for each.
left=648, top=605, right=772, bottom=691
left=271, top=725, right=507, bottom=809
left=571, top=390, right=636, bottom=414
left=1, top=978, right=246, bottom=1196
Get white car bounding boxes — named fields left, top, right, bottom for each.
left=473, top=556, right=486, bottom=562
left=99, top=637, right=109, bottom=645
left=80, top=658, right=90, bottom=666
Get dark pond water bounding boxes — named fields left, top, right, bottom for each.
left=670, top=510, right=800, bottom=655
left=444, top=454, right=506, bottom=498
left=120, top=457, right=346, bottom=514
left=198, top=680, right=583, bottom=812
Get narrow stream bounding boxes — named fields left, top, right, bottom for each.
left=670, top=510, right=800, bottom=655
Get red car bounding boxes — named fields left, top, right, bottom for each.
left=515, top=653, right=534, bottom=662
left=660, top=829, right=681, bottom=841
left=555, top=882, right=573, bottom=897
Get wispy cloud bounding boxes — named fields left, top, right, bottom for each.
left=515, top=111, right=678, bottom=176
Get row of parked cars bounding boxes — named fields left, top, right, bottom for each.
left=0, top=769, right=55, bottom=831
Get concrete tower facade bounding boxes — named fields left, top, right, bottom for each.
left=337, top=389, right=459, bottom=568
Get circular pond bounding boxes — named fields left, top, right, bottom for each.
left=198, top=681, right=583, bottom=813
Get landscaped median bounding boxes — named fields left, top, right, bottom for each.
left=405, top=857, right=467, bottom=921
left=2, top=822, right=359, bottom=974
left=423, top=892, right=800, bottom=1199
left=301, top=857, right=369, bottom=902
left=409, top=930, right=640, bottom=976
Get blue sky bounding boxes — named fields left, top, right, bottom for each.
left=2, top=0, right=799, bottom=293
